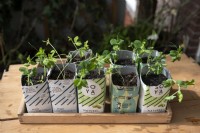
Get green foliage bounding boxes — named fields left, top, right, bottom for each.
left=19, top=56, right=37, bottom=86
left=74, top=51, right=110, bottom=89
left=35, top=47, right=56, bottom=69
left=169, top=46, right=183, bottom=62
left=163, top=79, right=195, bottom=102
left=68, top=36, right=89, bottom=58
left=147, top=52, right=166, bottom=75
left=110, top=38, right=124, bottom=51
left=110, top=37, right=124, bottom=63
left=129, top=40, right=153, bottom=64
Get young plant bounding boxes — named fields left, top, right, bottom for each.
left=129, top=40, right=153, bottom=65
left=74, top=50, right=110, bottom=89
left=110, top=37, right=124, bottom=63
left=146, top=52, right=166, bottom=75
left=35, top=47, right=57, bottom=77
left=169, top=45, right=183, bottom=62
left=19, top=56, right=37, bottom=86
left=43, top=38, right=68, bottom=79
left=68, top=36, right=90, bottom=61
left=163, top=79, right=195, bottom=102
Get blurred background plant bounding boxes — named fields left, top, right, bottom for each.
left=0, top=0, right=199, bottom=79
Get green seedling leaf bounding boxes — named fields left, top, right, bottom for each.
left=163, top=79, right=175, bottom=88
left=75, top=41, right=82, bottom=47
left=165, top=95, right=176, bottom=101
left=177, top=79, right=195, bottom=88
left=177, top=90, right=183, bottom=102
left=74, top=36, right=79, bottom=43
left=110, top=39, right=117, bottom=45
left=133, top=40, right=142, bottom=48
left=169, top=46, right=183, bottom=62
left=74, top=78, right=87, bottom=89
left=84, top=40, right=89, bottom=50
left=19, top=67, right=29, bottom=75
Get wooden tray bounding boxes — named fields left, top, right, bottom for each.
left=18, top=98, right=172, bottom=124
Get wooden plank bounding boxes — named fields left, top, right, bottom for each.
left=0, top=68, right=22, bottom=119
left=18, top=98, right=172, bottom=124
left=1, top=120, right=199, bottom=133
left=2, top=99, right=200, bottom=133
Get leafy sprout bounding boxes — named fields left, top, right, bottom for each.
left=146, top=52, right=166, bottom=75
left=163, top=79, right=195, bottom=102
left=19, top=56, right=37, bottom=86
left=74, top=50, right=111, bottom=89
left=110, top=37, right=124, bottom=63
left=129, top=40, right=153, bottom=65
left=68, top=36, right=89, bottom=58
left=169, top=46, right=183, bottom=62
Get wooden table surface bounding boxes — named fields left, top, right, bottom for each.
left=0, top=54, right=200, bottom=133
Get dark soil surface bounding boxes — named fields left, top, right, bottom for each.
left=22, top=74, right=46, bottom=86
left=141, top=57, right=148, bottom=63
left=84, top=70, right=104, bottom=79
left=142, top=74, right=167, bottom=86
left=114, top=59, right=135, bottom=65
left=49, top=69, right=75, bottom=80
left=141, top=56, right=155, bottom=63
left=112, top=72, right=137, bottom=86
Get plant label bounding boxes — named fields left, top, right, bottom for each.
left=111, top=84, right=139, bottom=113
left=78, top=78, right=106, bottom=113
left=22, top=81, right=52, bottom=113
left=49, top=80, right=77, bottom=113
left=138, top=84, right=170, bottom=113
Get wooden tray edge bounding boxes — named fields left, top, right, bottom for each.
left=18, top=98, right=172, bottom=124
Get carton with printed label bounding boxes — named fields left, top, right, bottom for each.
left=77, top=69, right=106, bottom=113
left=21, top=68, right=52, bottom=113
left=111, top=66, right=140, bottom=113
left=48, top=63, right=77, bottom=113
left=138, top=66, right=171, bottom=113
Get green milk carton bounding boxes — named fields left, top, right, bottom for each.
left=111, top=66, right=140, bottom=113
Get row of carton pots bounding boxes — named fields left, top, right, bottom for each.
left=22, top=50, right=171, bottom=113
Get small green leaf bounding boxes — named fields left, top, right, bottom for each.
left=74, top=36, right=79, bottom=43
left=163, top=79, right=175, bottom=88
left=133, top=40, right=142, bottom=48
left=177, top=79, right=195, bottom=88
left=110, top=39, right=117, bottom=45
left=165, top=95, right=176, bottom=101
left=177, top=90, right=183, bottom=102
left=75, top=42, right=82, bottom=46
left=74, top=78, right=87, bottom=89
